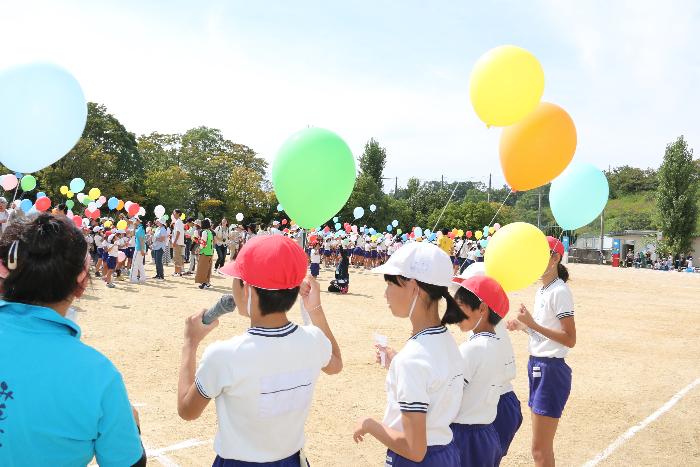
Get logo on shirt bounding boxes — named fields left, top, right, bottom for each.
left=0, top=381, right=14, bottom=448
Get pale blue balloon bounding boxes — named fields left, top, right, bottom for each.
left=20, top=199, right=32, bottom=212
left=353, top=206, right=364, bottom=219
left=387, top=225, right=393, bottom=232
left=333, top=216, right=339, bottom=223
left=550, top=162, right=609, bottom=230
left=414, top=227, right=423, bottom=238
left=392, top=219, right=398, bottom=227
left=334, top=222, right=341, bottom=230
left=107, top=196, right=119, bottom=210
left=429, top=233, right=437, bottom=241
left=402, top=234, right=408, bottom=241
left=0, top=63, right=87, bottom=173
left=369, top=228, right=376, bottom=235
left=36, top=192, right=46, bottom=199
left=277, top=204, right=283, bottom=212
left=70, top=177, right=85, bottom=193
left=480, top=239, right=489, bottom=248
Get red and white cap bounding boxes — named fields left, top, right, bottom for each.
left=372, top=241, right=453, bottom=287
left=451, top=275, right=509, bottom=318
left=547, top=236, right=565, bottom=257
left=219, top=235, right=307, bottom=289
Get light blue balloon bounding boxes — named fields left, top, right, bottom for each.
left=335, top=222, right=341, bottom=230
left=550, top=162, right=609, bottom=230
left=69, top=177, right=85, bottom=193
left=0, top=63, right=87, bottom=173
left=359, top=226, right=364, bottom=233
left=333, top=216, right=339, bottom=223
left=107, top=196, right=119, bottom=210
left=429, top=233, right=437, bottom=241
left=387, top=225, right=393, bottom=232
left=277, top=204, right=283, bottom=212
left=483, top=226, right=490, bottom=238
left=353, top=206, right=364, bottom=219
left=425, top=229, right=432, bottom=236
left=36, top=192, right=46, bottom=199
left=401, top=234, right=408, bottom=241
left=369, top=228, right=376, bottom=235
left=480, top=238, right=489, bottom=248
left=414, top=227, right=423, bottom=238
left=20, top=199, right=32, bottom=213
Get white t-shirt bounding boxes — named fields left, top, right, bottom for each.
left=495, top=321, right=517, bottom=394
left=310, top=249, right=321, bottom=264
left=107, top=241, right=119, bottom=257
left=383, top=326, right=463, bottom=447
left=0, top=210, right=9, bottom=233
left=528, top=279, right=575, bottom=358
left=94, top=234, right=104, bottom=249
left=467, top=249, right=477, bottom=262
left=173, top=219, right=186, bottom=246
left=454, top=332, right=508, bottom=425
left=195, top=323, right=331, bottom=462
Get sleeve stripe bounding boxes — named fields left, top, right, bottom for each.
left=556, top=311, right=575, bottom=319
left=195, top=377, right=211, bottom=399
left=398, top=401, right=429, bottom=407
left=400, top=407, right=428, bottom=413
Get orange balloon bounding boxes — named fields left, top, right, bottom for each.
left=116, top=199, right=124, bottom=211
left=499, top=102, right=577, bottom=191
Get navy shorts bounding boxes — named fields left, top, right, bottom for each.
left=106, top=256, right=117, bottom=270
left=370, top=251, right=377, bottom=258
left=102, top=250, right=109, bottom=261
left=310, top=263, right=320, bottom=277
left=96, top=248, right=104, bottom=259
left=213, top=451, right=308, bottom=467
left=126, top=247, right=135, bottom=259
left=323, top=249, right=331, bottom=256
left=528, top=356, right=572, bottom=418
left=450, top=423, right=501, bottom=467
left=387, top=441, right=460, bottom=466
left=492, top=391, right=523, bottom=456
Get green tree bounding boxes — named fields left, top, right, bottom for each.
left=656, top=136, right=698, bottom=255
left=138, top=132, right=181, bottom=172
left=607, top=165, right=658, bottom=199
left=358, top=138, right=387, bottom=189
left=144, top=166, right=192, bottom=212
left=226, top=167, right=271, bottom=220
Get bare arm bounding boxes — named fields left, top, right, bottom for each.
left=516, top=304, right=576, bottom=348
left=300, top=276, right=343, bottom=375
left=177, top=310, right=216, bottom=420
left=354, top=412, right=427, bottom=462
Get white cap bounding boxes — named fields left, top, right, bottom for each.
left=92, top=226, right=102, bottom=232
left=371, top=242, right=453, bottom=287
left=449, top=261, right=486, bottom=293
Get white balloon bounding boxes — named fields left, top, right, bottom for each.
left=369, top=204, right=376, bottom=212
left=236, top=212, right=244, bottom=222
left=88, top=202, right=97, bottom=211
left=154, top=204, right=165, bottom=218
left=138, top=207, right=146, bottom=216
left=124, top=201, right=133, bottom=211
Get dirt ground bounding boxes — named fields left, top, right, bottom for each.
left=77, top=260, right=700, bottom=466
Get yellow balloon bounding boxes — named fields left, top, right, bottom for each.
left=475, top=230, right=483, bottom=240
left=457, top=229, right=464, bottom=237
left=484, top=222, right=549, bottom=292
left=117, top=220, right=127, bottom=230
left=180, top=213, right=185, bottom=220
left=88, top=188, right=101, bottom=199
left=469, top=45, right=545, bottom=127
left=66, top=191, right=74, bottom=199
left=104, top=221, right=113, bottom=228
left=489, top=226, right=495, bottom=235
left=60, top=185, right=68, bottom=195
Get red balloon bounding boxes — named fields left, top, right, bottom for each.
left=283, top=228, right=289, bottom=233
left=127, top=203, right=140, bottom=216
left=466, top=231, right=473, bottom=238
left=92, top=209, right=101, bottom=219
left=448, top=232, right=455, bottom=239
left=282, top=219, right=288, bottom=225
left=345, top=226, right=352, bottom=233
left=323, top=226, right=330, bottom=233
left=35, top=196, right=51, bottom=212
left=72, top=215, right=83, bottom=228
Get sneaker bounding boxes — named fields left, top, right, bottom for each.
left=205, top=283, right=211, bottom=288
left=216, top=270, right=224, bottom=275
left=95, top=271, right=101, bottom=277
left=106, top=283, right=116, bottom=288
left=198, top=283, right=206, bottom=289
left=172, top=272, right=181, bottom=277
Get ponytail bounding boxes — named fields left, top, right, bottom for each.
left=441, top=289, right=465, bottom=325
left=557, top=261, right=569, bottom=283
left=384, top=274, right=465, bottom=324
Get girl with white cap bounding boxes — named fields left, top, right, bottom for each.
left=353, top=242, right=465, bottom=466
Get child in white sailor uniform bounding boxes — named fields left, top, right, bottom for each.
left=177, top=235, right=343, bottom=466
left=507, top=236, right=576, bottom=467
left=449, top=275, right=512, bottom=466
left=353, top=242, right=465, bottom=466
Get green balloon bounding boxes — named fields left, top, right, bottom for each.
left=272, top=128, right=356, bottom=228
left=81, top=197, right=93, bottom=206
left=20, top=174, right=36, bottom=191
left=66, top=199, right=74, bottom=209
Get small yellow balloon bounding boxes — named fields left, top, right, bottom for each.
left=116, top=200, right=124, bottom=211
left=104, top=221, right=113, bottom=228
left=475, top=230, right=483, bottom=240
left=180, top=213, right=185, bottom=220
left=484, top=222, right=549, bottom=292
left=66, top=191, right=74, bottom=199
left=60, top=185, right=68, bottom=195
left=457, top=229, right=464, bottom=237
left=88, top=188, right=101, bottom=199
left=117, top=220, right=128, bottom=230
left=489, top=226, right=495, bottom=235
left=469, top=45, right=545, bottom=127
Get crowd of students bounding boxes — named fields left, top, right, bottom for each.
left=0, top=209, right=577, bottom=467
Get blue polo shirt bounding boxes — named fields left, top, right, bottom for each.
left=0, top=301, right=143, bottom=466
left=134, top=225, right=146, bottom=252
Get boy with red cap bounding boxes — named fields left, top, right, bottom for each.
left=507, top=236, right=576, bottom=467
left=449, top=275, right=512, bottom=466
left=176, top=235, right=343, bottom=466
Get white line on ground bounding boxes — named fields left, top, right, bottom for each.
left=144, top=441, right=180, bottom=467
left=148, top=438, right=211, bottom=456
left=582, top=376, right=700, bottom=467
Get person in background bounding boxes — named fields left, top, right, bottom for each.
left=214, top=217, right=229, bottom=275
left=0, top=197, right=9, bottom=235
left=195, top=218, right=214, bottom=289
left=186, top=219, right=202, bottom=276
left=327, top=248, right=350, bottom=293
left=310, top=242, right=321, bottom=279
left=151, top=218, right=167, bottom=280
left=129, top=218, right=147, bottom=284
left=172, top=209, right=186, bottom=277
left=184, top=218, right=194, bottom=264
left=177, top=235, right=342, bottom=465
left=228, top=224, right=243, bottom=261
left=0, top=214, right=146, bottom=466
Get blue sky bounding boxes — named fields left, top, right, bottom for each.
left=1, top=0, right=699, bottom=189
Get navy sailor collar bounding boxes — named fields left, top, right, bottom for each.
left=409, top=325, right=447, bottom=340
left=248, top=321, right=298, bottom=337
left=469, top=331, right=498, bottom=341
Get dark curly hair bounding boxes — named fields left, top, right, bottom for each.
left=0, top=214, right=87, bottom=304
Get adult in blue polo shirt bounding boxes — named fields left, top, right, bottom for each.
left=0, top=214, right=145, bottom=467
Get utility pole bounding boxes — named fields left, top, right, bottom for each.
left=441, top=175, right=444, bottom=190
left=395, top=177, right=398, bottom=198
left=537, top=188, right=542, bottom=230
left=487, top=173, right=492, bottom=203
left=599, top=209, right=605, bottom=264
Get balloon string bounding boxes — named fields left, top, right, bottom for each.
left=431, top=182, right=460, bottom=232
left=488, top=189, right=512, bottom=227
left=11, top=185, right=19, bottom=203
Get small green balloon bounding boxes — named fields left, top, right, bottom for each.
left=272, top=128, right=356, bottom=229
left=20, top=174, right=36, bottom=191
left=82, top=197, right=93, bottom=206
left=397, top=229, right=402, bottom=235
left=66, top=199, right=75, bottom=209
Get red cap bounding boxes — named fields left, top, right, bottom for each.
left=219, top=235, right=307, bottom=289
left=547, top=236, right=565, bottom=257
left=451, top=275, right=509, bottom=318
